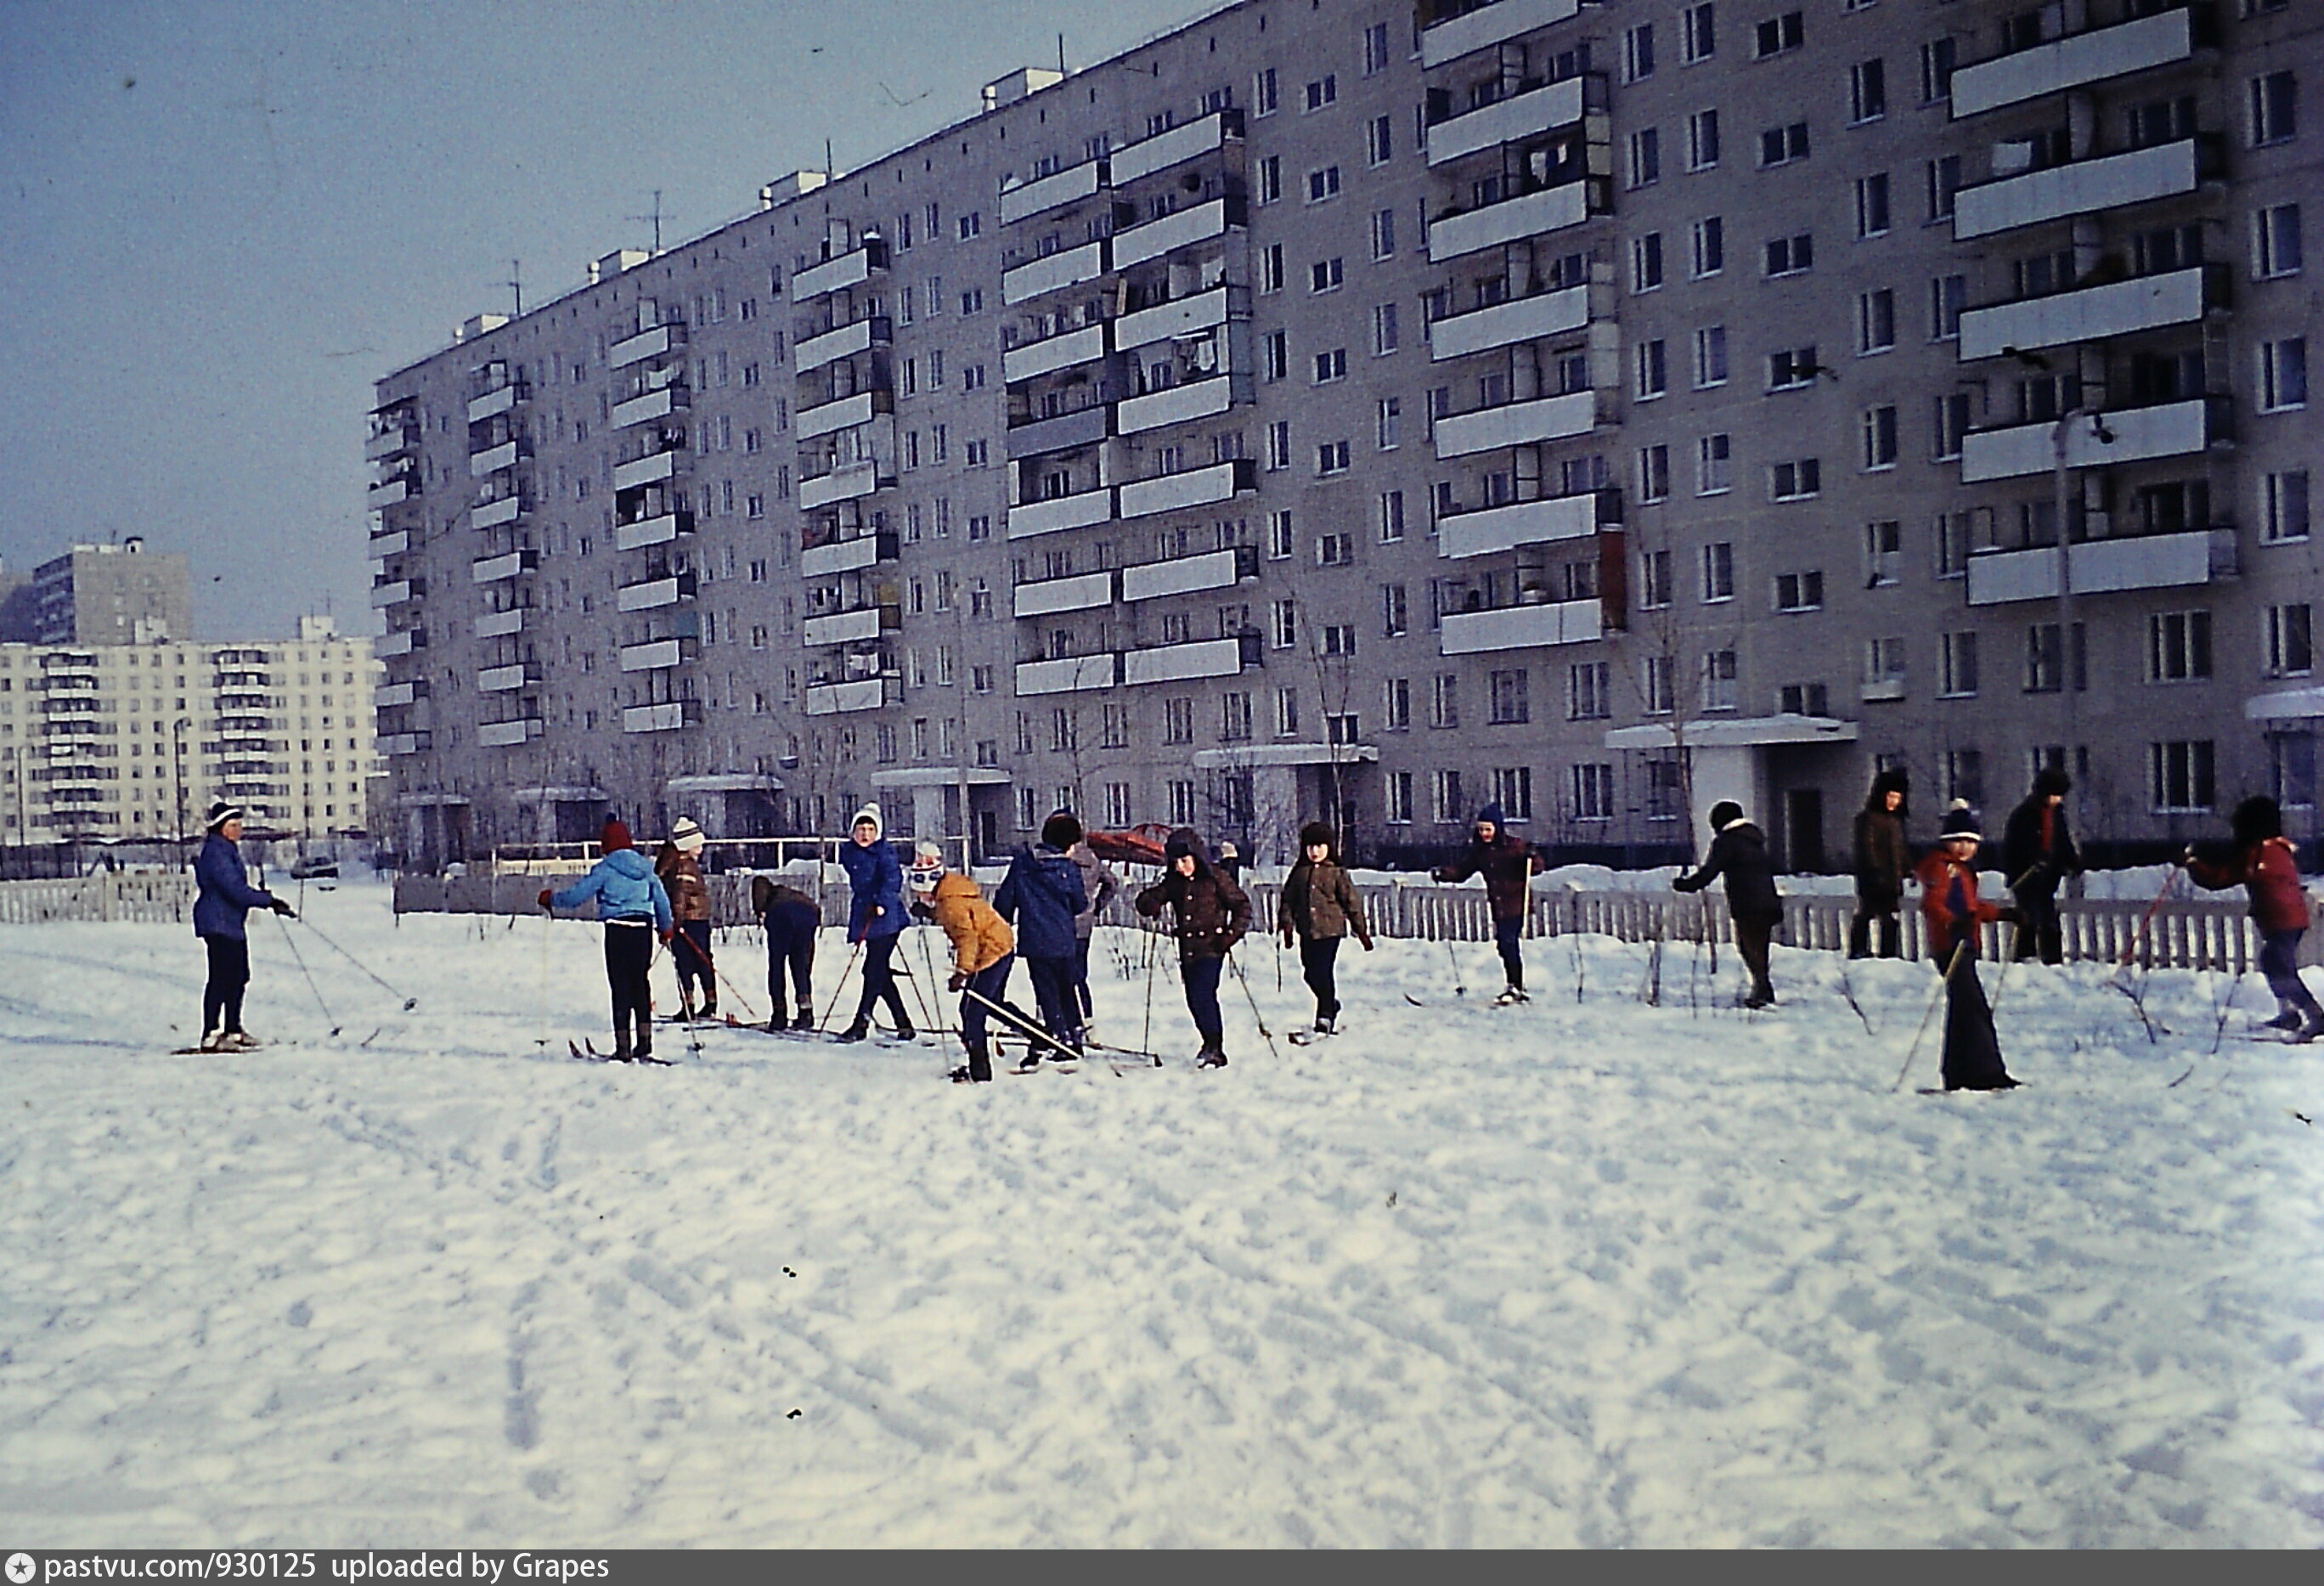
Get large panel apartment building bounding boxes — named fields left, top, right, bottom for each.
left=370, top=0, right=2320, bottom=872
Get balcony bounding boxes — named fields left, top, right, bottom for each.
left=1420, top=0, right=1585, bottom=69
left=616, top=573, right=698, bottom=612
left=1433, top=389, right=1602, bottom=458
left=791, top=239, right=890, bottom=302
left=364, top=420, right=419, bottom=461
left=1949, top=5, right=2212, bottom=119
left=1001, top=239, right=1111, bottom=307
left=1439, top=489, right=1619, bottom=560
left=793, top=315, right=893, bottom=376
left=471, top=549, right=538, bottom=584
left=1122, top=637, right=1249, bottom=686
left=1960, top=397, right=2225, bottom=483
left=797, top=387, right=894, bottom=440
left=1014, top=654, right=1121, bottom=695
left=1119, top=459, right=1257, bottom=521
left=613, top=510, right=694, bottom=552
left=1120, top=545, right=1257, bottom=604
left=1429, top=179, right=1602, bottom=262
left=1427, top=76, right=1593, bottom=167
left=373, top=681, right=421, bottom=708
left=608, top=323, right=685, bottom=369
left=1111, top=195, right=1246, bottom=271
left=1013, top=570, right=1114, bottom=618
left=1959, top=265, right=2221, bottom=362
left=477, top=664, right=541, bottom=693
left=1954, top=138, right=2209, bottom=240
left=379, top=733, right=432, bottom=756
left=466, top=382, right=526, bottom=422
left=477, top=718, right=545, bottom=748
left=1964, top=527, right=2238, bottom=606
left=471, top=494, right=524, bottom=529
left=1119, top=373, right=1249, bottom=434
left=1003, top=321, right=1109, bottom=384
left=622, top=700, right=705, bottom=733
left=611, top=449, right=682, bottom=492
left=619, top=637, right=699, bottom=673
left=800, top=530, right=900, bottom=579
left=374, top=629, right=424, bottom=658
left=1429, top=283, right=1591, bottom=362
left=1109, top=109, right=1244, bottom=186
left=1000, top=159, right=1106, bottom=226
left=799, top=460, right=894, bottom=509
left=1008, top=486, right=1117, bottom=540
left=1006, top=403, right=1113, bottom=460
left=473, top=609, right=527, bottom=639
left=1114, top=284, right=1245, bottom=353
left=367, top=528, right=408, bottom=559
left=610, top=385, right=690, bottom=429
left=1439, top=596, right=1604, bottom=654
left=804, top=677, right=900, bottom=715
left=802, top=604, right=901, bottom=647
left=367, top=475, right=415, bottom=508
left=368, top=579, right=417, bottom=609
left=469, top=439, right=525, bottom=477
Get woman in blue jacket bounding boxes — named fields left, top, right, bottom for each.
left=836, top=803, right=914, bottom=1041
left=539, top=817, right=674, bottom=1062
left=193, top=801, right=293, bottom=1051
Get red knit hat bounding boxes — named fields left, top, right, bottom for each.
left=601, top=817, right=633, bottom=852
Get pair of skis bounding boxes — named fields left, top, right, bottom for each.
left=568, top=1039, right=674, bottom=1067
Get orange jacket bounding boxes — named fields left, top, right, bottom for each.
left=929, top=872, right=1013, bottom=975
left=1915, top=849, right=2001, bottom=957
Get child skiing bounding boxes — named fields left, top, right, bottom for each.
left=539, top=817, right=674, bottom=1063
left=1849, top=769, right=1910, bottom=960
left=748, top=871, right=821, bottom=1032
left=1278, top=821, right=1373, bottom=1036
left=836, top=803, right=914, bottom=1042
left=1134, top=827, right=1250, bottom=1068
left=1915, top=802, right=2021, bottom=1091
left=191, top=801, right=295, bottom=1051
left=1431, top=804, right=1543, bottom=1004
left=1672, top=800, right=1785, bottom=1009
left=993, top=812, right=1090, bottom=1064
left=655, top=816, right=716, bottom=1020
left=2183, top=794, right=2324, bottom=1041
left=907, top=847, right=1018, bottom=1082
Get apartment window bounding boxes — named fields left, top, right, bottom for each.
left=1267, top=421, right=1292, bottom=471
left=1865, top=519, right=1901, bottom=585
left=1767, top=345, right=1820, bottom=390
left=1569, top=662, right=1611, bottom=720
left=957, top=211, right=982, bottom=240
left=1385, top=770, right=1414, bottom=824
left=1778, top=683, right=1830, bottom=715
left=1855, top=173, right=1891, bottom=237
left=2256, top=204, right=2304, bottom=278
left=2150, top=741, right=2217, bottom=813
left=2261, top=336, right=2309, bottom=410
left=1311, top=257, right=1345, bottom=292
left=1945, top=749, right=1986, bottom=809
left=2024, top=622, right=2085, bottom=694
left=1771, top=458, right=1823, bottom=499
left=1933, top=392, right=1971, bottom=460
left=1314, top=347, right=1348, bottom=384
left=1379, top=488, right=1407, bottom=542
left=1371, top=207, right=1398, bottom=259
left=1930, top=273, right=1966, bottom=341
left=1384, top=676, right=1412, bottom=731
left=1493, top=767, right=1536, bottom=821
left=2148, top=610, right=2214, bottom=682
left=1939, top=631, right=1978, bottom=697
left=2264, top=470, right=2310, bottom=541
left=1703, top=649, right=1740, bottom=711
left=1268, top=509, right=1295, bottom=559
left=1218, top=692, right=1253, bottom=743
left=1367, top=114, right=1394, bottom=166
left=1255, top=67, right=1278, bottom=115
left=1374, top=302, right=1401, bottom=354
left=1317, top=440, right=1351, bottom=476
left=1702, top=541, right=1735, bottom=601
left=1274, top=688, right=1301, bottom=737
left=1754, top=12, right=1805, bottom=59
left=1261, top=244, right=1286, bottom=293
left=1271, top=598, right=1297, bottom=649
left=1430, top=674, right=1459, bottom=729
left=1920, top=37, right=1957, bottom=104
left=1696, top=433, right=1732, bottom=494
left=1687, top=109, right=1722, bottom=170
left=1629, top=128, right=1662, bottom=189
left=1638, top=443, right=1672, bottom=502
left=1694, top=325, right=1729, bottom=387
left=1307, top=166, right=1343, bottom=203
left=1255, top=155, right=1283, bottom=206
left=1163, top=697, right=1194, bottom=744
left=1682, top=3, right=1717, bottom=64
left=1934, top=511, right=1972, bottom=579
left=1305, top=73, right=1337, bottom=111
left=1635, top=339, right=1669, bottom=398
left=1318, top=533, right=1356, bottom=568
left=1383, top=584, right=1409, bottom=637
left=1644, top=654, right=1676, bottom=715
left=1363, top=20, right=1390, bottom=75
left=1431, top=770, right=1465, bottom=825
left=1689, top=217, right=1723, bottom=277
left=1774, top=570, right=1825, bottom=612
left=1489, top=669, right=1530, bottom=725
left=1167, top=781, right=1199, bottom=826
left=1632, top=233, right=1666, bottom=292
left=1860, top=406, right=1898, bottom=470
left=1760, top=122, right=1809, bottom=167
left=1864, top=635, right=1906, bottom=691
left=959, top=288, right=984, bottom=314
left=1849, top=59, right=1887, bottom=122
left=2266, top=604, right=2314, bottom=676
left=1624, top=23, right=1656, bottom=82
left=2250, top=71, right=2298, bottom=147
left=1375, top=396, right=1403, bottom=451
left=1764, top=234, right=1813, bottom=275
left=1640, top=548, right=1675, bottom=608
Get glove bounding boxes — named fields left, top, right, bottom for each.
left=947, top=972, right=967, bottom=993
left=909, top=900, right=935, bottom=923
left=659, top=929, right=675, bottom=945
left=2180, top=846, right=2197, bottom=868
left=269, top=898, right=296, bottom=917
left=537, top=889, right=554, bottom=911
left=1360, top=937, right=1374, bottom=952
left=1281, top=928, right=1295, bottom=947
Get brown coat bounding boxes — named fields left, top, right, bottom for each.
left=655, top=844, right=713, bottom=923
left=928, top=872, right=1013, bottom=975
left=1278, top=856, right=1372, bottom=946
left=1136, top=861, right=1251, bottom=961
left=1852, top=807, right=1910, bottom=906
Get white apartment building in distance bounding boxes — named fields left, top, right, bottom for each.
left=370, top=0, right=2321, bottom=872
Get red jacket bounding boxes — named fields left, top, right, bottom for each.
left=1915, top=849, right=2001, bottom=958
left=2187, top=837, right=2312, bottom=934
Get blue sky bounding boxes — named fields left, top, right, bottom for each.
left=0, top=0, right=1216, bottom=638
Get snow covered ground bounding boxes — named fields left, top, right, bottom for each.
left=3, top=878, right=2322, bottom=1547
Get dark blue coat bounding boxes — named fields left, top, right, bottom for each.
left=759, top=888, right=821, bottom=957
left=994, top=844, right=1087, bottom=960
left=193, top=833, right=276, bottom=940
left=838, top=838, right=906, bottom=941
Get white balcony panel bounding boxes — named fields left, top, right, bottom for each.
left=367, top=478, right=411, bottom=507
left=473, top=609, right=526, bottom=639
left=1114, top=287, right=1234, bottom=353
left=1439, top=494, right=1605, bottom=559
left=1003, top=322, right=1109, bottom=383
left=1108, top=110, right=1234, bottom=185
left=1433, top=390, right=1599, bottom=458
left=367, top=529, right=408, bottom=558
left=791, top=249, right=874, bottom=301
left=1119, top=374, right=1244, bottom=434
left=799, top=460, right=887, bottom=509
left=613, top=512, right=689, bottom=551
left=468, top=442, right=517, bottom=477
left=804, top=679, right=889, bottom=715
left=610, top=387, right=680, bottom=428
left=622, top=702, right=698, bottom=733
left=1429, top=285, right=1591, bottom=361
left=374, top=682, right=418, bottom=708
left=1119, top=460, right=1250, bottom=520
left=1966, top=528, right=2236, bottom=606
left=619, top=640, right=685, bottom=672
left=608, top=325, right=680, bottom=367
left=1428, top=183, right=1593, bottom=261
left=1950, top=8, right=2198, bottom=119
left=364, top=425, right=417, bottom=461
left=1014, top=655, right=1120, bottom=695
left=466, top=385, right=518, bottom=422
left=379, top=733, right=431, bottom=756
left=1421, top=0, right=1584, bottom=67
left=617, top=578, right=689, bottom=612
left=1960, top=398, right=2211, bottom=483
left=477, top=719, right=544, bottom=748
left=800, top=535, right=888, bottom=578
left=369, top=581, right=412, bottom=609
left=1860, top=679, right=1909, bottom=703
left=1001, top=240, right=1110, bottom=306
left=470, top=495, right=522, bottom=529
left=1122, top=639, right=1244, bottom=686
left=1955, top=139, right=2199, bottom=240
left=471, top=551, right=530, bottom=584
left=1007, top=488, right=1117, bottom=539
left=793, top=318, right=878, bottom=375
left=797, top=391, right=880, bottom=440
left=802, top=607, right=889, bottom=646
left=1120, top=549, right=1242, bottom=603
left=1112, top=198, right=1236, bottom=271
left=1439, top=598, right=1603, bottom=654
left=1000, top=160, right=1103, bottom=226
left=477, top=665, right=533, bottom=693
left=374, top=630, right=419, bottom=658
left=1959, top=267, right=2209, bottom=361
left=1427, top=77, right=1588, bottom=166
left=1013, top=571, right=1114, bottom=618
left=611, top=450, right=678, bottom=491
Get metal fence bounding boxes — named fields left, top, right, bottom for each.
left=0, top=872, right=194, bottom=925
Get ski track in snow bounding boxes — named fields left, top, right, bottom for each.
left=2, top=884, right=2321, bottom=1546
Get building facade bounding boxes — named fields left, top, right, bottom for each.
left=0, top=617, right=381, bottom=843
left=21, top=540, right=194, bottom=646
left=370, top=0, right=2320, bottom=872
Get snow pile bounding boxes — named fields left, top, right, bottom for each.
left=3, top=882, right=2321, bottom=1546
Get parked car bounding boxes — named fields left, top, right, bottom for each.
left=289, top=855, right=340, bottom=879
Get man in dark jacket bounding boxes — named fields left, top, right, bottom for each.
left=1135, top=827, right=1250, bottom=1067
left=1431, top=803, right=1543, bottom=1005
left=192, top=801, right=294, bottom=1051
left=2002, top=767, right=2078, bottom=964
left=2185, top=794, right=2323, bottom=1039
left=1278, top=821, right=1373, bottom=1034
left=750, top=872, right=821, bottom=1033
left=1848, top=769, right=1910, bottom=960
left=1672, top=800, right=1784, bottom=1008
left=994, top=811, right=1091, bottom=1063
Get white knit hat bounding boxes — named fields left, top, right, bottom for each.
left=850, top=802, right=883, bottom=838
left=671, top=816, right=705, bottom=853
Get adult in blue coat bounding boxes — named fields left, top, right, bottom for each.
left=836, top=803, right=913, bottom=1041
left=994, top=812, right=1091, bottom=1059
left=192, top=801, right=293, bottom=1051
left=539, top=817, right=674, bottom=1061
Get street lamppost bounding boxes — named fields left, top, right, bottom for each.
left=2050, top=404, right=2114, bottom=847
left=172, top=717, right=192, bottom=869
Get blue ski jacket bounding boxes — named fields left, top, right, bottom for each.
left=838, top=839, right=906, bottom=941
left=551, top=848, right=674, bottom=929
left=993, top=844, right=1088, bottom=961
left=193, top=833, right=278, bottom=940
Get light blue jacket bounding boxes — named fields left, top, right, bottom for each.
left=551, top=848, right=674, bottom=930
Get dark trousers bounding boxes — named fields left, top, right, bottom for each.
left=1182, top=953, right=1226, bottom=1052
left=201, top=934, right=250, bottom=1036
left=1072, top=935, right=1095, bottom=1018
left=957, top=954, right=1016, bottom=1078
left=852, top=932, right=912, bottom=1030
left=765, top=931, right=814, bottom=1024
left=2010, top=884, right=2063, bottom=964
left=1492, top=916, right=1524, bottom=989
left=1938, top=936, right=2012, bottom=1090
left=1735, top=913, right=1778, bottom=1001
left=673, top=919, right=714, bottom=1006
left=603, top=923, right=655, bottom=1050
left=1026, top=955, right=1083, bottom=1049
left=2260, top=928, right=2323, bottom=1019
left=1299, top=934, right=1343, bottom=1021
left=1848, top=893, right=1900, bottom=959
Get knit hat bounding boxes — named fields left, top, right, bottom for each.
left=671, top=816, right=705, bottom=854
left=1475, top=804, right=1506, bottom=832
left=2033, top=767, right=2072, bottom=798
left=1041, top=810, right=1084, bottom=850
left=1298, top=821, right=1336, bottom=852
left=850, top=802, right=883, bottom=838
left=601, top=817, right=634, bottom=852
left=205, top=801, right=243, bottom=831
left=2231, top=794, right=2283, bottom=847
left=1870, top=767, right=1909, bottom=804
left=1707, top=800, right=1744, bottom=833
left=1163, top=827, right=1204, bottom=862
left=906, top=840, right=945, bottom=890
left=1938, top=800, right=1982, bottom=842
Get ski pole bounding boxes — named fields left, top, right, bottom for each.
left=672, top=926, right=760, bottom=1024
left=2111, top=868, right=2180, bottom=980
left=816, top=938, right=865, bottom=1032
left=1226, top=949, right=1279, bottom=1062
left=275, top=911, right=341, bottom=1037
left=1892, top=940, right=1968, bottom=1092
left=536, top=911, right=551, bottom=1050
left=956, top=982, right=1090, bottom=1064
left=1444, top=934, right=1466, bottom=998
left=295, top=915, right=420, bottom=1010
left=1139, top=923, right=1159, bottom=1064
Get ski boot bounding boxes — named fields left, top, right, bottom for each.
left=1195, top=1045, right=1228, bottom=1069
left=837, top=1021, right=870, bottom=1044
left=1492, top=985, right=1530, bottom=1007
left=792, top=1011, right=816, bottom=1033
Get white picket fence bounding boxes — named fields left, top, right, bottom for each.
left=0, top=872, right=194, bottom=925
